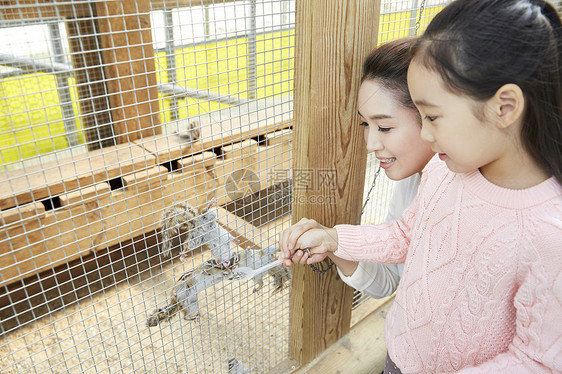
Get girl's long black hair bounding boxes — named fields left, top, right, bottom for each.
left=412, top=0, right=562, bottom=185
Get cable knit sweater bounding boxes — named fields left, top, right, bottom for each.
left=334, top=155, right=562, bottom=373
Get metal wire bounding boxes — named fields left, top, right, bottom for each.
left=0, top=0, right=449, bottom=372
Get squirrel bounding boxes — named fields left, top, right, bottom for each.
left=147, top=256, right=238, bottom=326
left=149, top=200, right=290, bottom=327
left=234, top=246, right=291, bottom=294
left=159, top=199, right=238, bottom=267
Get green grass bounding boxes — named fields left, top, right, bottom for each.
left=0, top=30, right=295, bottom=170
left=0, top=74, right=84, bottom=167
left=154, top=30, right=295, bottom=124
left=0, top=5, right=444, bottom=171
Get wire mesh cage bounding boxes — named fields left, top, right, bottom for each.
left=1, top=0, right=447, bottom=372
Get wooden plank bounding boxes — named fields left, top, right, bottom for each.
left=0, top=143, right=155, bottom=211
left=255, top=135, right=292, bottom=185
left=0, top=185, right=109, bottom=288
left=215, top=206, right=269, bottom=250
left=0, top=0, right=92, bottom=20
left=162, top=168, right=217, bottom=208
left=221, top=139, right=259, bottom=160
left=201, top=140, right=260, bottom=209
left=95, top=0, right=161, bottom=144
left=150, top=0, right=237, bottom=10
left=0, top=202, right=44, bottom=227
left=293, top=298, right=393, bottom=374
left=351, top=294, right=394, bottom=327
left=212, top=139, right=259, bottom=187
left=96, top=166, right=218, bottom=250
left=133, top=106, right=292, bottom=164
left=123, top=165, right=169, bottom=190
left=59, top=183, right=111, bottom=208
left=265, top=128, right=293, bottom=147
left=66, top=16, right=116, bottom=151
left=0, top=0, right=241, bottom=21
left=268, top=358, right=301, bottom=374
left=178, top=151, right=218, bottom=172
left=95, top=166, right=170, bottom=250
left=289, top=0, right=381, bottom=365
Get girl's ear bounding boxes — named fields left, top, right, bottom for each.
left=492, top=83, right=525, bottom=129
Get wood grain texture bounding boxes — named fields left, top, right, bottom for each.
left=0, top=143, right=156, bottom=210
left=150, top=0, right=237, bottom=10
left=290, top=0, right=381, bottom=365
left=95, top=0, right=161, bottom=144
left=66, top=16, right=116, bottom=151
left=133, top=104, right=293, bottom=164
left=293, top=298, right=393, bottom=374
left=0, top=185, right=109, bottom=288
left=0, top=0, right=92, bottom=20
left=0, top=0, right=238, bottom=20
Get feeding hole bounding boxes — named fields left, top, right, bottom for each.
left=108, top=177, right=124, bottom=191
left=160, top=159, right=181, bottom=172
left=41, top=196, right=62, bottom=211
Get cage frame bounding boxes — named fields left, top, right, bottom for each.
left=0, top=0, right=389, bottom=371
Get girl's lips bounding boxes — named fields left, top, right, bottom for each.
left=438, top=153, right=448, bottom=161
left=378, top=157, right=396, bottom=169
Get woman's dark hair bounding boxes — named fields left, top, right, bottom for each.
left=411, top=0, right=562, bottom=184
left=362, top=38, right=418, bottom=114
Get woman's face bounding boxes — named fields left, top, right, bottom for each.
left=358, top=79, right=434, bottom=181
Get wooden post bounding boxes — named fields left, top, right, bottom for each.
left=290, top=0, right=381, bottom=365
left=67, top=14, right=116, bottom=151
left=95, top=0, right=161, bottom=144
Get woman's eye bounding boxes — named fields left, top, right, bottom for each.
left=424, top=115, right=437, bottom=122
left=377, top=126, right=391, bottom=132
left=359, top=121, right=368, bottom=127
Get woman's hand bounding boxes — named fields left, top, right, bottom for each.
left=278, top=218, right=339, bottom=266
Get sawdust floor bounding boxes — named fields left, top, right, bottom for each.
left=0, top=230, right=291, bottom=374
left=0, top=166, right=394, bottom=374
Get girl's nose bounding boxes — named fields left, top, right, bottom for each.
left=364, top=126, right=383, bottom=153
left=420, top=122, right=434, bottom=143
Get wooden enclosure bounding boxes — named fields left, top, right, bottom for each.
left=289, top=0, right=381, bottom=365
left=0, top=0, right=400, bottom=372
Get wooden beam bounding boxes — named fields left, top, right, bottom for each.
left=0, top=144, right=155, bottom=210
left=293, top=298, right=393, bottom=374
left=134, top=104, right=293, bottom=165
left=150, top=0, right=237, bottom=10
left=66, top=15, right=116, bottom=151
left=0, top=0, right=92, bottom=20
left=290, top=0, right=381, bottom=365
left=0, top=0, right=240, bottom=21
left=95, top=0, right=161, bottom=144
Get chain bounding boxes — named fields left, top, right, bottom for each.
left=309, top=163, right=382, bottom=275
left=415, top=0, right=427, bottom=35
left=309, top=259, right=334, bottom=274
left=355, top=163, right=381, bottom=226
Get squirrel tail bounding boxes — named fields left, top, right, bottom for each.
left=146, top=296, right=179, bottom=327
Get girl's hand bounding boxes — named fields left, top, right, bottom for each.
left=279, top=218, right=339, bottom=266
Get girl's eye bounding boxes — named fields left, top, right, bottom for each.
left=424, top=115, right=437, bottom=122
left=359, top=121, right=368, bottom=127
left=377, top=126, right=391, bottom=132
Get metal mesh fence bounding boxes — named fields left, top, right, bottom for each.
left=1, top=1, right=447, bottom=372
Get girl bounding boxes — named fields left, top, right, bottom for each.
left=291, top=38, right=434, bottom=298
left=281, top=0, right=562, bottom=372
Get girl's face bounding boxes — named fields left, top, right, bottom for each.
left=357, top=79, right=434, bottom=181
left=407, top=60, right=512, bottom=179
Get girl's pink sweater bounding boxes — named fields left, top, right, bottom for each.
left=334, top=156, right=562, bottom=373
